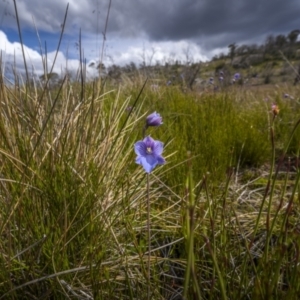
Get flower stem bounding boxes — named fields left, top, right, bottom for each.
left=147, top=173, right=151, bottom=299
left=142, top=125, right=147, bottom=140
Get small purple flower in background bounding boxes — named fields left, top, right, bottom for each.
left=219, top=70, right=224, bottom=76
left=283, top=93, right=294, bottom=99
left=234, top=73, right=240, bottom=81
left=146, top=112, right=163, bottom=127
left=209, top=77, right=214, bottom=84
left=166, top=80, right=172, bottom=86
left=134, top=136, right=165, bottom=173
left=219, top=76, right=224, bottom=81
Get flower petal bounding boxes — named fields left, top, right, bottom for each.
left=153, top=140, right=164, bottom=156
left=136, top=155, right=158, bottom=173
left=134, top=140, right=147, bottom=156
left=156, top=155, right=166, bottom=165
left=143, top=136, right=155, bottom=147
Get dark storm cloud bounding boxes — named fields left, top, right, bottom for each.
left=0, top=0, right=299, bottom=52
left=108, top=0, right=300, bottom=49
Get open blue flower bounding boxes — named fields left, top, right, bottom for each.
left=146, top=112, right=163, bottom=127
left=134, top=136, right=165, bottom=173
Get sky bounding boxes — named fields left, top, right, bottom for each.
left=0, top=0, right=299, bottom=79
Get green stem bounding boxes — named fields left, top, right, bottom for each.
left=265, top=123, right=276, bottom=260
left=204, top=236, right=227, bottom=300
left=183, top=154, right=201, bottom=299
left=147, top=173, right=151, bottom=300
left=251, top=117, right=275, bottom=252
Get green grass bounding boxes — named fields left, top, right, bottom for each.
left=1, top=52, right=300, bottom=299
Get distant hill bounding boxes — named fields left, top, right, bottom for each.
left=106, top=29, right=300, bottom=88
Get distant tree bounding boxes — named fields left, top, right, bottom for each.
left=122, top=64, right=132, bottom=73
left=155, top=60, right=161, bottom=67
left=88, top=61, right=96, bottom=67
left=167, top=52, right=176, bottom=65
left=96, top=62, right=106, bottom=72
left=147, top=47, right=157, bottom=66
left=123, top=62, right=137, bottom=73
left=39, top=72, right=60, bottom=88
left=228, top=43, right=237, bottom=65
left=138, top=43, right=147, bottom=68
left=288, top=29, right=300, bottom=44
left=212, top=54, right=219, bottom=61
left=130, top=62, right=137, bottom=71
left=275, top=34, right=287, bottom=48
left=182, top=45, right=192, bottom=65
left=264, top=34, right=276, bottom=54
left=248, top=44, right=258, bottom=54
left=236, top=45, right=249, bottom=55
left=218, top=52, right=226, bottom=59
left=184, top=63, right=201, bottom=90
left=108, top=64, right=121, bottom=79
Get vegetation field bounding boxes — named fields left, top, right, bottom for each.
left=1, top=57, right=300, bottom=300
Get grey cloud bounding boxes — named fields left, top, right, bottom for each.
left=1, top=0, right=299, bottom=52
left=109, top=0, right=300, bottom=49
